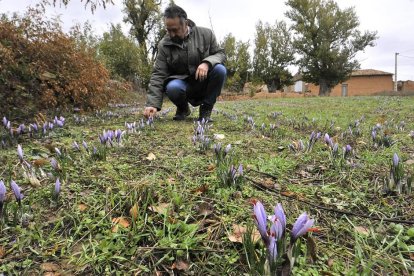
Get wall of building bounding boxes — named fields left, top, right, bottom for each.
left=401, top=80, right=414, bottom=91
left=305, top=75, right=394, bottom=96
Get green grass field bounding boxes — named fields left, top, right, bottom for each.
left=1, top=96, right=413, bottom=275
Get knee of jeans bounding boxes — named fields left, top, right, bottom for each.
left=212, top=64, right=227, bottom=77
left=166, top=82, right=185, bottom=99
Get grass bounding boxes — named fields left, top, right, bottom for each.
left=1, top=96, right=414, bottom=275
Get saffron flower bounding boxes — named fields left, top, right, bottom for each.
left=2, top=117, right=7, bottom=127
left=253, top=200, right=268, bottom=242
left=0, top=180, right=6, bottom=204
left=393, top=153, right=399, bottom=168
left=291, top=212, right=314, bottom=241
left=54, top=178, right=61, bottom=198
left=50, top=158, right=59, bottom=170
left=11, top=180, right=24, bottom=203
left=17, top=144, right=24, bottom=161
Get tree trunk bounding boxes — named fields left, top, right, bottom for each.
left=319, top=78, right=331, bottom=96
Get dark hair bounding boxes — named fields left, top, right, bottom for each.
left=163, top=4, right=187, bottom=20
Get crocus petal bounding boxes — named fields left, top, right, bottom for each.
left=0, top=180, right=6, bottom=202
left=274, top=203, right=286, bottom=232
left=253, top=200, right=268, bottom=241
left=393, top=153, right=399, bottom=168
left=55, top=178, right=61, bottom=195
left=11, top=180, right=23, bottom=201
left=293, top=219, right=314, bottom=239
left=292, top=212, right=308, bottom=239
left=17, top=144, right=24, bottom=161
left=270, top=219, right=283, bottom=240
left=267, top=236, right=277, bottom=262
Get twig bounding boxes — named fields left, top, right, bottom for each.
left=244, top=175, right=414, bottom=225
left=135, top=246, right=224, bottom=253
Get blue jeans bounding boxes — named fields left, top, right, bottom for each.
left=165, top=64, right=227, bottom=108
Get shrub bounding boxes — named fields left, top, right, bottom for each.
left=0, top=6, right=113, bottom=118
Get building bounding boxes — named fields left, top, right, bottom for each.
left=290, top=69, right=394, bottom=96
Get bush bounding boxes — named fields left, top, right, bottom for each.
left=0, top=6, right=113, bottom=118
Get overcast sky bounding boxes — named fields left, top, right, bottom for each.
left=1, top=0, right=414, bottom=80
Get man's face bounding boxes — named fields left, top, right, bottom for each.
left=165, top=17, right=187, bottom=44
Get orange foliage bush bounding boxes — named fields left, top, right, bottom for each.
left=0, top=6, right=113, bottom=117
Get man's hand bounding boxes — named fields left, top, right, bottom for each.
left=195, top=62, right=210, bottom=81
left=144, top=107, right=157, bottom=118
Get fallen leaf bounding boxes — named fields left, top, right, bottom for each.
left=326, top=258, right=334, bottom=267
left=213, top=133, right=225, bottom=140
left=28, top=176, right=41, bottom=187
left=146, top=152, right=156, bottom=161
left=192, top=184, right=209, bottom=195
left=40, top=262, right=60, bottom=272
left=78, top=204, right=88, bottom=212
left=207, top=163, right=216, bottom=172
left=228, top=224, right=261, bottom=243
left=355, top=226, right=369, bottom=235
left=197, top=202, right=214, bottom=217
left=129, top=204, right=139, bottom=220
left=0, top=246, right=5, bottom=258
left=111, top=217, right=130, bottom=232
left=172, top=260, right=190, bottom=271
left=281, top=191, right=296, bottom=197
left=33, top=158, right=49, bottom=167
left=410, top=253, right=414, bottom=261
left=148, top=203, right=171, bottom=214
left=405, top=159, right=414, bottom=165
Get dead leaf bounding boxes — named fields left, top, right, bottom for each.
left=40, top=262, right=60, bottom=272
left=129, top=204, right=139, bottom=220
left=326, top=258, right=334, bottom=267
left=146, top=152, right=156, bottom=161
left=192, top=184, right=209, bottom=195
left=405, top=159, right=414, bottom=165
left=111, top=217, right=130, bottom=232
left=355, top=226, right=369, bottom=235
left=78, top=204, right=88, bottom=212
left=281, top=191, right=296, bottom=197
left=172, top=260, right=190, bottom=271
left=28, top=176, right=41, bottom=187
left=306, top=236, right=318, bottom=263
left=0, top=246, right=5, bottom=258
left=33, top=158, right=49, bottom=167
left=410, top=253, right=414, bottom=261
left=213, top=133, right=225, bottom=140
left=207, top=163, right=216, bottom=172
left=228, top=224, right=261, bottom=243
left=167, top=177, right=176, bottom=184
left=148, top=203, right=171, bottom=214
left=197, top=202, right=214, bottom=217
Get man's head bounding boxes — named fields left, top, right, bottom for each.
left=164, top=5, right=188, bottom=44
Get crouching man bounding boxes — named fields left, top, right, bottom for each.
left=143, top=4, right=227, bottom=122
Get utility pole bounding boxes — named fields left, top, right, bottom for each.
left=394, top=52, right=399, bottom=92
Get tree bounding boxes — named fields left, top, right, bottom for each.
left=97, top=24, right=142, bottom=81
left=252, top=20, right=294, bottom=92
left=220, top=33, right=251, bottom=92
left=286, top=0, right=378, bottom=96
left=123, top=0, right=164, bottom=88
left=51, top=0, right=113, bottom=12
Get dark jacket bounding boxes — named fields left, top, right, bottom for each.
left=146, top=20, right=226, bottom=110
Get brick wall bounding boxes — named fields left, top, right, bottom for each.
left=401, top=80, right=414, bottom=92
left=306, top=75, right=394, bottom=96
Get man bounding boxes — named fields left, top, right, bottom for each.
left=143, top=4, right=226, bottom=122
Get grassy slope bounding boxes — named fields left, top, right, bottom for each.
left=0, top=96, right=413, bottom=275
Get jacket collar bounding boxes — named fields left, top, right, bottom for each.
left=164, top=19, right=196, bottom=47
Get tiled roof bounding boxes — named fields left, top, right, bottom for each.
left=351, top=69, right=393, bottom=76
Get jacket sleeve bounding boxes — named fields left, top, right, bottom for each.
left=202, top=30, right=226, bottom=67
left=146, top=45, right=169, bottom=110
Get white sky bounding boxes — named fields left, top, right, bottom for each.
left=1, top=0, right=414, bottom=80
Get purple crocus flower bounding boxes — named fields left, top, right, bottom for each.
left=371, top=130, right=377, bottom=141
left=2, top=117, right=8, bottom=127
left=291, top=212, right=314, bottom=241
left=55, top=178, right=61, bottom=197
left=17, top=144, right=24, bottom=161
left=267, top=236, right=277, bottom=261
left=213, top=143, right=222, bottom=156
left=6, top=121, right=11, bottom=130
left=72, top=141, right=80, bottom=151
left=237, top=164, right=243, bottom=176
left=82, top=140, right=88, bottom=151
left=274, top=203, right=286, bottom=232
left=345, top=144, right=352, bottom=153
left=324, top=133, right=330, bottom=144
left=270, top=218, right=284, bottom=240
left=55, top=147, right=62, bottom=156
left=56, top=119, right=64, bottom=127
left=393, top=153, right=399, bottom=168
left=0, top=180, right=6, bottom=203
left=50, top=158, right=59, bottom=170
left=253, top=200, right=268, bottom=242
left=224, top=144, right=232, bottom=154
left=10, top=180, right=23, bottom=202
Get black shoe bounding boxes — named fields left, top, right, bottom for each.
left=173, top=104, right=191, bottom=121
left=198, top=104, right=213, bottom=122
